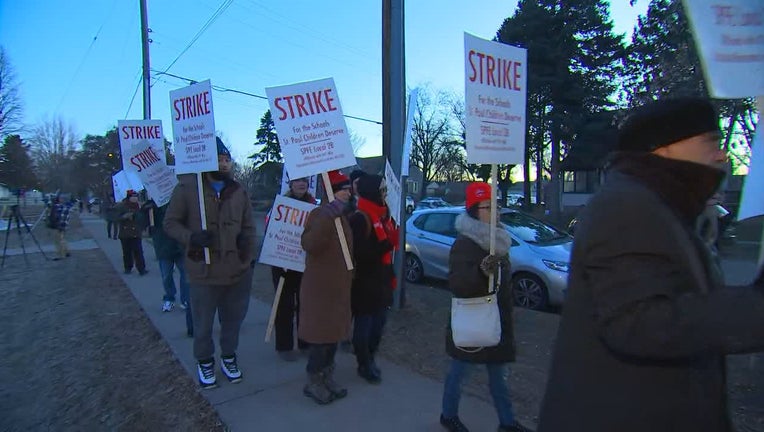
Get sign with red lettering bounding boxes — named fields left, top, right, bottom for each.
left=124, top=141, right=178, bottom=207
left=683, top=0, right=764, bottom=98
left=169, top=80, right=219, bottom=174
left=464, top=33, right=527, bottom=164
left=118, top=120, right=166, bottom=171
left=265, top=78, right=357, bottom=179
left=259, top=195, right=317, bottom=272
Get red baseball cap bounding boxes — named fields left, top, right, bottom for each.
left=465, top=182, right=492, bottom=210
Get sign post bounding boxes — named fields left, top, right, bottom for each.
left=169, top=80, right=219, bottom=264
left=464, top=33, right=527, bottom=290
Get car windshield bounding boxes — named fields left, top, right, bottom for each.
left=499, top=212, right=568, bottom=244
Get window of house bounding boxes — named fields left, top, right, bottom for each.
left=563, top=170, right=599, bottom=193
left=407, top=180, right=419, bottom=194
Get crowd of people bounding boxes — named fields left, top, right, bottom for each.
left=48, top=98, right=764, bottom=431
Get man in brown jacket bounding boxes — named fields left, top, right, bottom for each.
left=164, top=137, right=255, bottom=389
left=299, top=170, right=354, bottom=405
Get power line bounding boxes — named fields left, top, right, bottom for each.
left=152, top=70, right=383, bottom=125
left=153, top=0, right=233, bottom=82
left=124, top=72, right=144, bottom=119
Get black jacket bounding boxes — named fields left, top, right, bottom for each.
left=538, top=159, right=764, bottom=432
left=348, top=211, right=394, bottom=315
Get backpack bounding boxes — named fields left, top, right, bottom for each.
left=47, top=205, right=59, bottom=229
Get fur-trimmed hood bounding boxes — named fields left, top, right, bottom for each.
left=454, top=213, right=511, bottom=254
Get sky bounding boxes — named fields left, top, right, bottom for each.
left=0, top=0, right=649, bottom=164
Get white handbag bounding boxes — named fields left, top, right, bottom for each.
left=450, top=293, right=502, bottom=350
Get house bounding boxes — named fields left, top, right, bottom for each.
left=0, top=184, right=11, bottom=200
left=352, top=156, right=425, bottom=199
left=559, top=110, right=621, bottom=208
left=249, top=161, right=283, bottom=201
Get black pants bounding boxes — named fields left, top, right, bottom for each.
left=271, top=268, right=308, bottom=352
left=120, top=238, right=146, bottom=272
left=353, top=308, right=388, bottom=367
left=107, top=221, right=119, bottom=238
left=307, top=343, right=337, bottom=374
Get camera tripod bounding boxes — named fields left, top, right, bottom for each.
left=1, top=205, right=48, bottom=268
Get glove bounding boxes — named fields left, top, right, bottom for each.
left=480, top=254, right=508, bottom=277
left=326, top=199, right=346, bottom=218
left=189, top=230, right=214, bottom=248
left=142, top=200, right=156, bottom=210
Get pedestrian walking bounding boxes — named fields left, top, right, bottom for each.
left=537, top=98, right=764, bottom=432
left=147, top=201, right=191, bottom=315
left=271, top=177, right=316, bottom=362
left=48, top=194, right=72, bottom=261
left=348, top=174, right=397, bottom=384
left=164, top=137, right=255, bottom=389
left=439, top=182, right=531, bottom=432
left=116, top=190, right=148, bottom=275
left=299, top=170, right=354, bottom=405
left=105, top=197, right=120, bottom=239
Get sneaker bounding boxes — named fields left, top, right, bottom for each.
left=179, top=302, right=189, bottom=310
left=440, top=415, right=470, bottom=432
left=162, top=301, right=174, bottom=312
left=221, top=355, right=242, bottom=383
left=197, top=360, right=217, bottom=389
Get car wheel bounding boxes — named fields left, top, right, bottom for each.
left=405, top=253, right=424, bottom=283
left=512, top=273, right=549, bottom=311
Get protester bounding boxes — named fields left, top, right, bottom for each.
left=164, top=137, right=255, bottom=389
left=271, top=176, right=316, bottom=361
left=348, top=169, right=367, bottom=213
left=439, top=182, right=530, bottom=432
left=49, top=194, right=72, bottom=261
left=299, top=169, right=354, bottom=405
left=537, top=98, right=764, bottom=432
left=116, top=190, right=149, bottom=275
left=147, top=200, right=191, bottom=317
left=105, top=197, right=120, bottom=240
left=348, top=174, right=397, bottom=384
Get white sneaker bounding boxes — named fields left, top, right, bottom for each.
left=179, top=301, right=189, bottom=310
left=197, top=361, right=217, bottom=389
left=221, top=355, right=243, bottom=383
left=162, top=301, right=174, bottom=312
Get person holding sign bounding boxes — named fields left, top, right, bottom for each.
left=348, top=174, right=398, bottom=384
left=299, top=170, right=354, bottom=405
left=271, top=177, right=316, bottom=361
left=440, top=182, right=529, bottom=432
left=164, top=137, right=256, bottom=390
left=116, top=190, right=149, bottom=275
left=538, top=99, right=764, bottom=432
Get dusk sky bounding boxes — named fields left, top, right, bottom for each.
left=1, top=0, right=648, bottom=163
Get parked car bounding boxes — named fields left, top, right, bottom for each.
left=414, top=197, right=451, bottom=210
left=405, top=195, right=415, bottom=214
left=404, top=207, right=572, bottom=310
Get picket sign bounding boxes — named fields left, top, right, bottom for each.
left=321, top=172, right=354, bottom=270
left=265, top=276, right=286, bottom=343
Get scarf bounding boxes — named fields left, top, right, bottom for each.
left=454, top=213, right=512, bottom=254
left=608, top=152, right=725, bottom=226
left=357, top=197, right=400, bottom=288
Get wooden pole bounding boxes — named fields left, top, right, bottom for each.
left=265, top=275, right=285, bottom=343
left=321, top=172, right=354, bottom=270
left=197, top=173, right=211, bottom=264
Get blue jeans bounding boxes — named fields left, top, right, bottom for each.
left=158, top=257, right=189, bottom=304
left=442, top=359, right=515, bottom=427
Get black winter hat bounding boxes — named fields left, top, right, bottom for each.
left=350, top=169, right=367, bottom=183
left=617, top=98, right=720, bottom=153
left=216, top=137, right=231, bottom=158
left=357, top=174, right=385, bottom=205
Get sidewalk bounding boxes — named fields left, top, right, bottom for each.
left=79, top=213, right=500, bottom=431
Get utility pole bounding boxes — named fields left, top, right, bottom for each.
left=382, top=0, right=406, bottom=308
left=140, top=0, right=151, bottom=120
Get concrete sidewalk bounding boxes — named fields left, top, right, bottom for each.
left=79, top=213, right=500, bottom=431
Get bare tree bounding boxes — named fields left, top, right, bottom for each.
left=410, top=86, right=466, bottom=192
left=348, top=128, right=367, bottom=155
left=0, top=46, right=23, bottom=138
left=30, top=117, right=79, bottom=192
